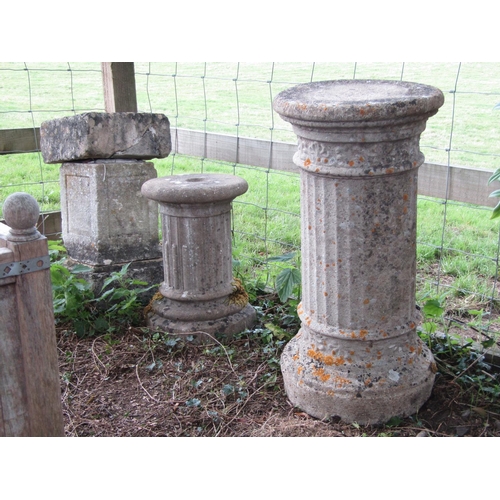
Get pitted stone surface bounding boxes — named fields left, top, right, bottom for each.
left=272, top=80, right=445, bottom=124
left=40, top=112, right=171, bottom=163
left=141, top=173, right=249, bottom=204
left=274, top=80, right=444, bottom=424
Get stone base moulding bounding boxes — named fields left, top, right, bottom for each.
left=273, top=80, right=444, bottom=424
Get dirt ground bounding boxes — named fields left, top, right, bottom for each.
left=57, top=319, right=500, bottom=437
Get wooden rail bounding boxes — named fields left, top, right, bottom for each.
left=0, top=125, right=496, bottom=208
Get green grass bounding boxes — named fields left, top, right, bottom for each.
left=2, top=62, right=500, bottom=319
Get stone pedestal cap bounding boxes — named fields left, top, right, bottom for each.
left=141, top=174, right=248, bottom=204
left=273, top=80, right=444, bottom=134
left=40, top=112, right=171, bottom=163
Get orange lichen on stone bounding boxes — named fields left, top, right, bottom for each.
left=348, top=160, right=355, bottom=167
left=377, top=351, right=382, bottom=360
left=366, top=362, right=373, bottom=369
left=293, top=353, right=299, bottom=361
left=324, top=292, right=328, bottom=297
left=359, top=156, right=364, bottom=162
left=312, top=367, right=330, bottom=382
left=409, top=322, right=415, bottom=329
left=327, top=390, right=335, bottom=396
left=307, top=347, right=344, bottom=367
left=403, top=193, right=409, bottom=201
left=359, top=329, right=368, bottom=339
left=409, top=345, right=416, bottom=353
left=386, top=168, right=394, bottom=174
left=297, top=366, right=304, bottom=375
left=363, top=299, right=370, bottom=305
left=364, top=379, right=372, bottom=386
left=332, top=375, right=351, bottom=387
left=304, top=158, right=311, bottom=167
left=315, top=168, right=320, bottom=172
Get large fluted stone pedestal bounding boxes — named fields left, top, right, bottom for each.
left=273, top=80, right=444, bottom=425
left=141, top=174, right=256, bottom=342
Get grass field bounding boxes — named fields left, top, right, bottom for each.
left=2, top=62, right=500, bottom=329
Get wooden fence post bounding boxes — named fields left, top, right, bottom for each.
left=0, top=192, right=64, bottom=436
left=101, top=62, right=138, bottom=113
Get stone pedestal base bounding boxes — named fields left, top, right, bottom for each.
left=281, top=325, right=436, bottom=425
left=60, top=160, right=160, bottom=266
left=147, top=302, right=256, bottom=343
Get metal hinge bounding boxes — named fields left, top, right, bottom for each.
left=1, top=255, right=51, bottom=278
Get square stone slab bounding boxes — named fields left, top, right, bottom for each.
left=40, top=112, right=171, bottom=163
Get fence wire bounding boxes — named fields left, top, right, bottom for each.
left=2, top=62, right=500, bottom=334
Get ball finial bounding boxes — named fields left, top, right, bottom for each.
left=2, top=192, right=41, bottom=241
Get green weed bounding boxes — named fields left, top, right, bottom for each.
left=50, top=242, right=157, bottom=337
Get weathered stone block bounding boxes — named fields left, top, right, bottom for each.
left=60, top=160, right=161, bottom=265
left=40, top=112, right=171, bottom=163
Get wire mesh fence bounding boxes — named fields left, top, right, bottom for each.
left=2, top=62, right=500, bottom=332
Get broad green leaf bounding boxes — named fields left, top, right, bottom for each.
left=422, top=299, right=444, bottom=318
left=488, top=168, right=500, bottom=185
left=276, top=267, right=301, bottom=303
left=267, top=252, right=297, bottom=263
left=489, top=189, right=500, bottom=198
left=481, top=338, right=496, bottom=349
left=71, top=264, right=92, bottom=274
left=491, top=202, right=500, bottom=220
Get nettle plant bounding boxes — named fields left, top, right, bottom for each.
left=267, top=251, right=301, bottom=303
left=49, top=241, right=156, bottom=337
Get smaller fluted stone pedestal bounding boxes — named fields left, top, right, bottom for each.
left=273, top=80, right=444, bottom=425
left=141, top=174, right=256, bottom=342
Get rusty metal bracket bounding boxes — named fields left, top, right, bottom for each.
left=1, top=255, right=50, bottom=278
